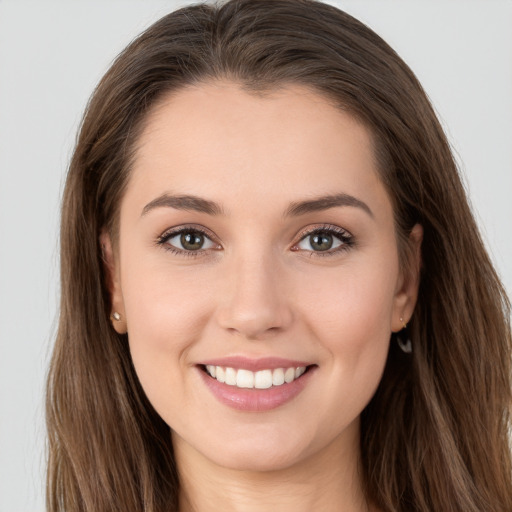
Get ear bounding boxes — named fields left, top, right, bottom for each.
left=100, top=230, right=127, bottom=334
left=391, top=223, right=423, bottom=332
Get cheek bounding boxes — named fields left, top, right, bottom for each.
left=303, top=257, right=398, bottom=347
left=120, top=258, right=216, bottom=403
left=300, top=256, right=398, bottom=402
left=123, top=252, right=214, bottom=339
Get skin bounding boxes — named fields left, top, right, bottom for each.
left=102, top=81, right=422, bottom=512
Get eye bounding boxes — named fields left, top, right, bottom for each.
left=158, top=227, right=219, bottom=254
left=293, top=225, right=353, bottom=255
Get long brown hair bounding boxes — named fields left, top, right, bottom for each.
left=46, top=1, right=512, bottom=510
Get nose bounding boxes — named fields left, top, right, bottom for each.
left=215, top=253, right=293, bottom=340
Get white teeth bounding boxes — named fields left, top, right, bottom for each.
left=284, top=367, right=295, bottom=383
left=272, top=368, right=285, bottom=386
left=236, top=369, right=254, bottom=389
left=216, top=366, right=225, bottom=383
left=225, top=367, right=237, bottom=386
left=295, top=366, right=306, bottom=379
left=205, top=365, right=308, bottom=389
left=254, top=369, right=273, bottom=389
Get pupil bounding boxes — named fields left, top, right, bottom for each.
left=311, top=233, right=332, bottom=251
left=181, top=232, right=204, bottom=250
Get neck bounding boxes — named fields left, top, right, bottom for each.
left=174, top=420, right=373, bottom=512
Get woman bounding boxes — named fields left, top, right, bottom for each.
left=46, top=0, right=512, bottom=510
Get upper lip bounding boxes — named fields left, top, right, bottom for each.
left=199, top=356, right=314, bottom=372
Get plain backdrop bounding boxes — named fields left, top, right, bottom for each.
left=0, top=1, right=511, bottom=510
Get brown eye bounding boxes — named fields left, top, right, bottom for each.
left=297, top=231, right=343, bottom=252
left=309, top=233, right=333, bottom=251
left=180, top=231, right=205, bottom=250
left=164, top=229, right=217, bottom=252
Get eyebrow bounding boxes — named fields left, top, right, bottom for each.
left=284, top=193, right=374, bottom=219
left=141, top=193, right=225, bottom=216
left=141, top=192, right=373, bottom=219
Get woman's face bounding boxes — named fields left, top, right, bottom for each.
left=105, top=81, right=420, bottom=472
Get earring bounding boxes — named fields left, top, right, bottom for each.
left=397, top=317, right=412, bottom=354
left=110, top=311, right=128, bottom=335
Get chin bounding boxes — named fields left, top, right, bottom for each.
left=199, top=426, right=319, bottom=473
left=212, top=446, right=305, bottom=473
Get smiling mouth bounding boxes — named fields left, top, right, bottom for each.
left=200, top=364, right=315, bottom=390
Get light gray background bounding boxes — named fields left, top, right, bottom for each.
left=1, top=1, right=511, bottom=510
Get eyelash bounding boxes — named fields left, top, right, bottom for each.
left=156, top=225, right=217, bottom=259
left=156, top=223, right=354, bottom=259
left=293, top=224, right=354, bottom=258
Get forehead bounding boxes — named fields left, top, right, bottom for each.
left=125, top=81, right=391, bottom=220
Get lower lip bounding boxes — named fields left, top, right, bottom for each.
left=198, top=366, right=316, bottom=412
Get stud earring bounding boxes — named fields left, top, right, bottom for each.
left=111, top=312, right=121, bottom=322
left=397, top=317, right=412, bottom=354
